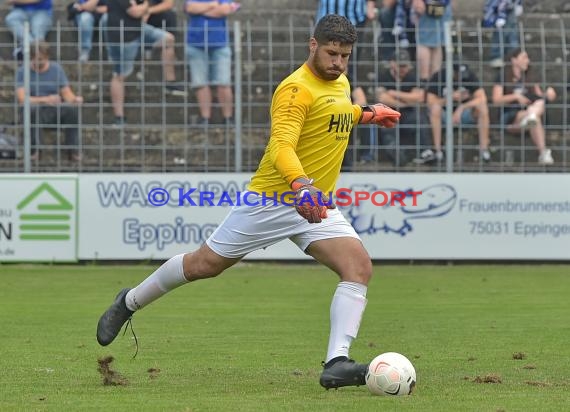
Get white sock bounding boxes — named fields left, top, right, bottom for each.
left=326, top=281, right=368, bottom=363
left=125, top=254, right=188, bottom=311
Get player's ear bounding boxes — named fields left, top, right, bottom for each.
left=309, top=38, right=317, bottom=54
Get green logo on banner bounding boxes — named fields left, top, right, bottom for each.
left=17, top=183, right=73, bottom=241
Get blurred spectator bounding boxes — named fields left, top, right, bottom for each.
left=412, top=0, right=454, bottom=83
left=144, top=0, right=178, bottom=59
left=68, top=0, right=108, bottom=63
left=5, top=0, right=53, bottom=59
left=15, top=41, right=83, bottom=161
left=492, top=48, right=556, bottom=165
left=105, top=0, right=186, bottom=126
left=376, top=49, right=431, bottom=165
left=426, top=62, right=491, bottom=163
left=185, top=0, right=241, bottom=125
left=482, top=0, right=522, bottom=68
left=378, top=0, right=398, bottom=62
left=384, top=0, right=415, bottom=63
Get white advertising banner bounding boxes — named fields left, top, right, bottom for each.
left=78, top=173, right=570, bottom=260
left=0, top=175, right=78, bottom=262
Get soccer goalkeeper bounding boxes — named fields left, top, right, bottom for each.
left=97, top=14, right=400, bottom=390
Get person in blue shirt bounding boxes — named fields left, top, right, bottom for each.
left=5, top=0, right=53, bottom=59
left=185, top=0, right=241, bottom=125
left=15, top=41, right=83, bottom=162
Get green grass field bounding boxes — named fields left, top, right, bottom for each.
left=1, top=263, right=569, bottom=411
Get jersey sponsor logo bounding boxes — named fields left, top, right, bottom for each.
left=328, top=113, right=353, bottom=133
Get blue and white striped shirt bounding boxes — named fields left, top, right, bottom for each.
left=315, top=0, right=373, bottom=26
left=482, top=0, right=522, bottom=27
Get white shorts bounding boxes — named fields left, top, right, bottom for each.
left=206, top=194, right=360, bottom=259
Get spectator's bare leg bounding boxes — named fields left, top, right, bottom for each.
left=429, top=46, right=443, bottom=78
left=159, top=33, right=176, bottom=82
left=429, top=103, right=443, bottom=152
left=111, top=74, right=125, bottom=118
left=196, top=86, right=212, bottom=119
left=217, top=86, right=233, bottom=119
left=529, top=121, right=546, bottom=153
left=416, top=45, right=432, bottom=81
left=523, top=99, right=546, bottom=153
left=475, top=104, right=490, bottom=150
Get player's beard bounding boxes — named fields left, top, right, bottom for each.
left=313, top=57, right=343, bottom=81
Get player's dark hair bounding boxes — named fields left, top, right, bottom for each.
left=313, top=14, right=357, bottom=46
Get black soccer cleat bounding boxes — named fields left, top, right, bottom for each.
left=96, top=288, right=134, bottom=346
left=319, top=356, right=368, bottom=389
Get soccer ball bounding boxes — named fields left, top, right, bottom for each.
left=365, top=352, right=416, bottom=396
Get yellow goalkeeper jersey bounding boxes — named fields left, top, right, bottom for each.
left=248, top=63, right=363, bottom=196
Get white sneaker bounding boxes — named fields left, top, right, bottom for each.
left=538, top=149, right=554, bottom=165
left=412, top=149, right=435, bottom=164
left=519, top=113, right=538, bottom=129
left=481, top=149, right=491, bottom=163
left=489, top=57, right=504, bottom=68
left=79, top=50, right=89, bottom=63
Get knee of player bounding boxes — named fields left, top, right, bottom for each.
left=182, top=251, right=225, bottom=280
left=345, top=259, right=373, bottom=284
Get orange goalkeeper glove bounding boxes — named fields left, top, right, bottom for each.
left=291, top=177, right=336, bottom=224
left=359, top=103, right=401, bottom=128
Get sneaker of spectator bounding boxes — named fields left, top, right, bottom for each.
left=413, top=149, right=444, bottom=165
left=488, top=57, right=504, bottom=68
left=79, top=50, right=89, bottom=63
left=164, top=83, right=187, bottom=97
left=519, top=112, right=538, bottom=129
left=538, top=148, right=554, bottom=165
left=481, top=148, right=491, bottom=163
left=13, top=47, right=23, bottom=62
left=112, top=116, right=126, bottom=128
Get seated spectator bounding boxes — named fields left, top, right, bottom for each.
left=380, top=0, right=415, bottom=63
left=492, top=48, right=556, bottom=165
left=69, top=0, right=108, bottom=63
left=376, top=49, right=431, bottom=165
left=482, top=0, right=522, bottom=68
left=185, top=0, right=241, bottom=125
left=105, top=0, right=186, bottom=126
left=15, top=41, right=83, bottom=161
left=426, top=62, right=491, bottom=163
left=5, top=0, right=53, bottom=59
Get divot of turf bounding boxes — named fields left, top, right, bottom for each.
left=472, top=374, right=502, bottom=384
left=147, top=368, right=161, bottom=380
left=522, top=364, right=537, bottom=370
left=512, top=352, right=526, bottom=360
left=525, top=381, right=551, bottom=387
left=97, top=356, right=129, bottom=386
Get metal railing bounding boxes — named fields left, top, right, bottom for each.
left=0, top=16, right=568, bottom=173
